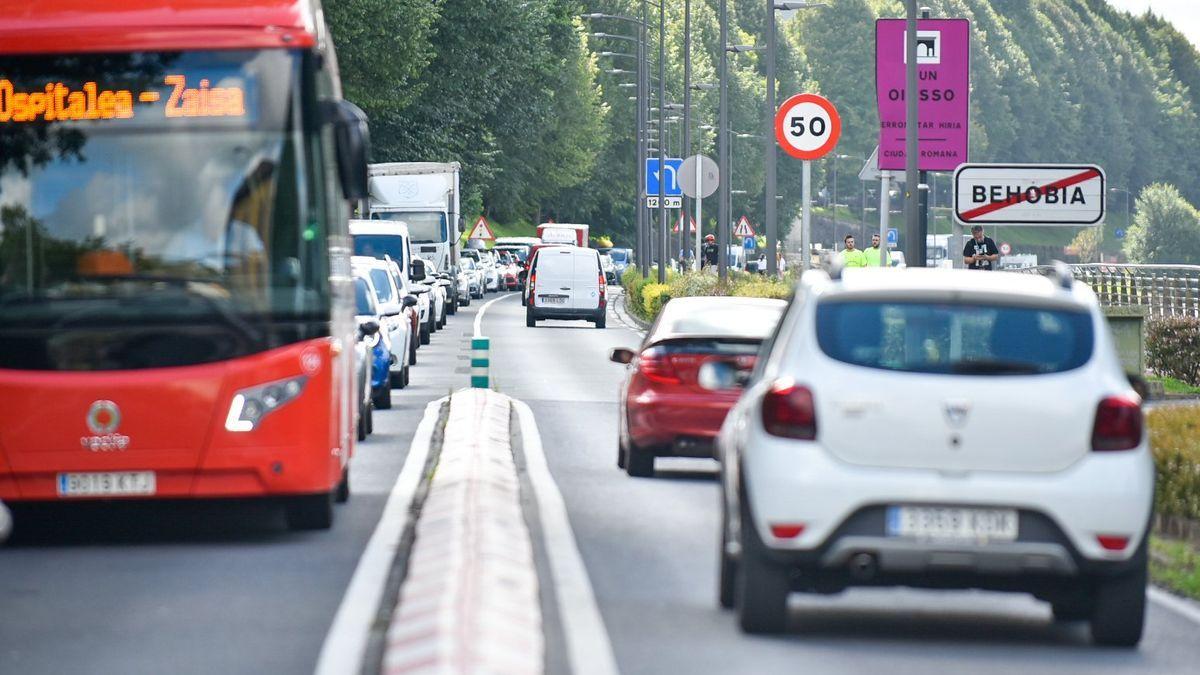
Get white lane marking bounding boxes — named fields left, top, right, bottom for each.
left=1150, top=586, right=1200, bottom=625
left=513, top=400, right=619, bottom=675
left=314, top=397, right=446, bottom=675
left=475, top=292, right=517, bottom=338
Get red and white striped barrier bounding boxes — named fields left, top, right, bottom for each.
left=384, top=389, right=543, bottom=675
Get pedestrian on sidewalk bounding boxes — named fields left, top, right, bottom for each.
left=840, top=234, right=867, bottom=268
left=864, top=233, right=890, bottom=267
left=963, top=225, right=1000, bottom=271
left=701, top=234, right=719, bottom=269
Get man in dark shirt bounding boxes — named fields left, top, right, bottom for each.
left=963, top=225, right=1000, bottom=270
left=701, top=234, right=719, bottom=268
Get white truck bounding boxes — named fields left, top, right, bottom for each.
left=368, top=162, right=462, bottom=275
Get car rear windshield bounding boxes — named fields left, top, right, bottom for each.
left=658, top=303, right=784, bottom=339
left=535, top=250, right=578, bottom=276
left=815, top=300, right=1094, bottom=375
left=609, top=250, right=629, bottom=262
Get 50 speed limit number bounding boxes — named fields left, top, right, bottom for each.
left=774, top=93, right=841, bottom=161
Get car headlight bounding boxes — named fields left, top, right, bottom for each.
left=225, top=375, right=308, bottom=432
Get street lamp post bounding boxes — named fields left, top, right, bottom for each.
left=718, top=0, right=730, bottom=280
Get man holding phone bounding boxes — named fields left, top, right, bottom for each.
left=963, top=225, right=1000, bottom=271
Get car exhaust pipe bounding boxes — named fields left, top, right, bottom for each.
left=849, top=552, right=878, bottom=581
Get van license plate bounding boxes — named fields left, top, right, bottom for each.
left=540, top=296, right=567, bottom=305
left=886, top=506, right=1017, bottom=542
left=57, top=472, right=156, bottom=497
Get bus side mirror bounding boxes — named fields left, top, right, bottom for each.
left=329, top=100, right=370, bottom=201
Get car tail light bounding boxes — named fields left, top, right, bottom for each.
left=1096, top=535, right=1130, bottom=551
left=638, top=347, right=681, bottom=385
left=528, top=270, right=537, bottom=296
left=761, top=379, right=817, bottom=440
left=770, top=523, right=806, bottom=539
left=1091, top=396, right=1142, bottom=451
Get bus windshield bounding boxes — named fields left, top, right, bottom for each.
left=0, top=49, right=329, bottom=371
left=372, top=211, right=447, bottom=243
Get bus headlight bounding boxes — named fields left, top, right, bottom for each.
left=225, top=375, right=308, bottom=432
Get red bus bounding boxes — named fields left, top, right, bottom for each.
left=0, top=0, right=370, bottom=530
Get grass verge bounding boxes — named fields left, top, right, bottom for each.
left=1151, top=537, right=1200, bottom=600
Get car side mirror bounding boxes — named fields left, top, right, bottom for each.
left=1128, top=373, right=1150, bottom=401
left=410, top=261, right=427, bottom=282
left=518, top=270, right=528, bottom=281
left=358, top=320, right=380, bottom=339
left=609, top=347, right=636, bottom=365
left=403, top=295, right=418, bottom=308
left=327, top=100, right=370, bottom=201
left=698, top=361, right=739, bottom=391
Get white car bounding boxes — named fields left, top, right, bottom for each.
left=413, top=257, right=446, bottom=332
left=351, top=256, right=413, bottom=393
left=525, top=246, right=606, bottom=328
left=479, top=251, right=501, bottom=292
left=713, top=265, right=1152, bottom=647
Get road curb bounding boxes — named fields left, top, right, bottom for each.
left=384, top=389, right=544, bottom=675
left=616, top=289, right=650, bottom=332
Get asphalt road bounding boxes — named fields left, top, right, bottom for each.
left=481, top=290, right=1200, bottom=675
left=0, top=301, right=480, bottom=674
left=5, top=290, right=1200, bottom=675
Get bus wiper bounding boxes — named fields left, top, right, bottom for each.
left=100, top=275, right=264, bottom=344
left=950, top=359, right=1041, bottom=375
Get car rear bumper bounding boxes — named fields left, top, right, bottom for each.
left=737, top=432, right=1155, bottom=567
left=628, top=392, right=738, bottom=457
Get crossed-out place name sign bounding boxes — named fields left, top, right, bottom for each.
left=953, top=164, right=1105, bottom=226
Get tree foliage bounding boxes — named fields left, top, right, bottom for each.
left=1124, top=183, right=1200, bottom=264
left=328, top=0, right=1200, bottom=254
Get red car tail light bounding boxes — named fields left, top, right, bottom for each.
left=762, top=379, right=817, bottom=440
left=1091, top=396, right=1142, bottom=451
left=770, top=523, right=806, bottom=539
left=638, top=347, right=681, bottom=385
left=528, top=270, right=537, bottom=296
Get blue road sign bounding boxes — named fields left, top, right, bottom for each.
left=646, top=158, right=684, bottom=197
left=1115, top=228, right=1126, bottom=240
left=744, top=236, right=756, bottom=250
left=886, top=228, right=899, bottom=247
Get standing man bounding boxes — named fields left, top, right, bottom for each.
left=701, top=233, right=719, bottom=269
left=963, top=225, right=1000, bottom=270
left=864, top=233, right=890, bottom=267
left=840, top=234, right=867, bottom=268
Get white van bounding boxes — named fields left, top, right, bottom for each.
left=526, top=246, right=606, bottom=328
left=351, top=219, right=412, bottom=277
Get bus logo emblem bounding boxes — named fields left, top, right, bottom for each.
left=86, top=400, right=121, bottom=434
left=82, top=401, right=130, bottom=452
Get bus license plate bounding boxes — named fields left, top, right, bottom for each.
left=886, top=506, right=1017, bottom=542
left=57, top=472, right=156, bottom=497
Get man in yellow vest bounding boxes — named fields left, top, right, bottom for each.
left=864, top=233, right=890, bottom=267
left=840, top=234, right=867, bottom=268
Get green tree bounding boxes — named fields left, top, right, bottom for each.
left=1124, top=183, right=1200, bottom=264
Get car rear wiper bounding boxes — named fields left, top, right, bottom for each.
left=949, top=359, right=1042, bottom=375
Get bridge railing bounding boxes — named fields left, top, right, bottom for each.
left=1011, top=263, right=1200, bottom=318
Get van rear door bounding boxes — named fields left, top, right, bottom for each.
left=571, top=250, right=602, bottom=311
left=534, top=248, right=576, bottom=309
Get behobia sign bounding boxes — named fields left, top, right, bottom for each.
left=954, top=164, right=1106, bottom=226
left=876, top=18, right=970, bottom=171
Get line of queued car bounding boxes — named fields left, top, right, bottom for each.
left=608, top=264, right=1153, bottom=648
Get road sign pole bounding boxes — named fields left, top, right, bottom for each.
left=880, top=171, right=891, bottom=267
left=801, top=159, right=811, bottom=273
left=695, top=159, right=703, bottom=271
left=717, top=0, right=729, bottom=282
left=904, top=0, right=921, bottom=267
left=764, top=0, right=778, bottom=277
left=657, top=0, right=667, bottom=283
left=918, top=169, right=929, bottom=265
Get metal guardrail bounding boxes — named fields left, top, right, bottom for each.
left=1013, top=263, right=1200, bottom=318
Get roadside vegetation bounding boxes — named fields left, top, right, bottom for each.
left=1145, top=405, right=1200, bottom=599
left=621, top=268, right=792, bottom=321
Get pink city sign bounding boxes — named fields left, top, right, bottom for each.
left=876, top=18, right=971, bottom=172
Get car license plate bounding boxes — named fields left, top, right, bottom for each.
left=57, top=471, right=156, bottom=497
left=540, top=295, right=567, bottom=305
left=886, top=506, right=1017, bottom=542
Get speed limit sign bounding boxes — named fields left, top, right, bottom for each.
left=774, top=93, right=841, bottom=161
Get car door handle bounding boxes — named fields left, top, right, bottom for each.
left=560, top=287, right=571, bottom=291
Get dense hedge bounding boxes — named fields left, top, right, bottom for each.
left=1148, top=317, right=1200, bottom=386
left=1148, top=406, right=1200, bottom=523
left=621, top=268, right=793, bottom=322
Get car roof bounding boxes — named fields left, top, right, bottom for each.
left=350, top=220, right=410, bottom=236
left=815, top=267, right=1093, bottom=309
left=650, top=296, right=788, bottom=342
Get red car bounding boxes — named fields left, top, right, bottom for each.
left=610, top=296, right=787, bottom=477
